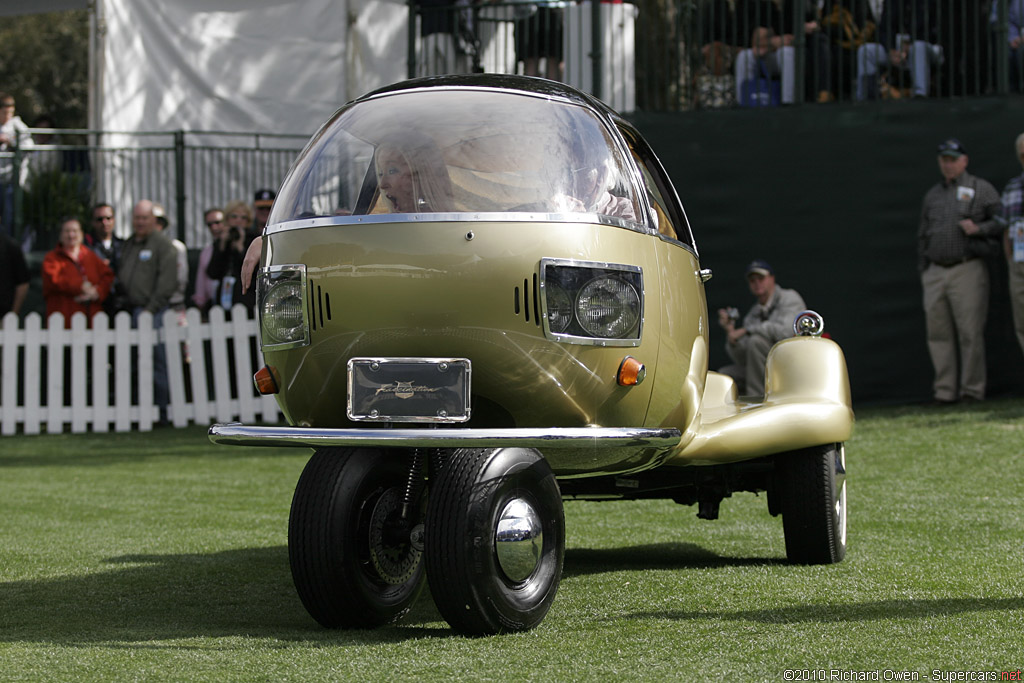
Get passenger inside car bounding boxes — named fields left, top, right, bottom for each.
left=374, top=138, right=455, bottom=213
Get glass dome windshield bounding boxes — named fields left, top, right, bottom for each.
left=271, top=88, right=642, bottom=227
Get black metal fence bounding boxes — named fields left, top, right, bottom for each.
left=1, top=129, right=307, bottom=251
left=407, top=0, right=1023, bottom=111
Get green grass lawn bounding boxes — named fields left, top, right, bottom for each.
left=1, top=400, right=1022, bottom=682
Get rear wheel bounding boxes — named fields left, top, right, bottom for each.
left=776, top=443, right=847, bottom=564
left=425, top=447, right=564, bottom=635
left=288, top=447, right=425, bottom=628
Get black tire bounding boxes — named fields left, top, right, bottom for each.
left=776, top=443, right=847, bottom=564
left=288, top=447, right=425, bottom=628
left=425, top=447, right=564, bottom=635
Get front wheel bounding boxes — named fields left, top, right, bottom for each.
left=775, top=443, right=847, bottom=564
left=288, top=447, right=425, bottom=628
left=425, top=447, right=565, bottom=635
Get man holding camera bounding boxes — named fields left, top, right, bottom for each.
left=717, top=259, right=806, bottom=397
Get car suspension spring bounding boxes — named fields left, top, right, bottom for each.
left=429, top=447, right=447, bottom=475
left=400, top=448, right=426, bottom=520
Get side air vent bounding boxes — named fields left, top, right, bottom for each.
left=512, top=275, right=541, bottom=327
left=307, top=279, right=332, bottom=333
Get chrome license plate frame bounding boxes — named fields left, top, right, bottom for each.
left=347, top=357, right=471, bottom=423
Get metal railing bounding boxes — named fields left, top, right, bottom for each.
left=406, top=0, right=1023, bottom=111
left=2, top=129, right=308, bottom=250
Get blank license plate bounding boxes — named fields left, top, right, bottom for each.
left=347, top=357, right=471, bottom=423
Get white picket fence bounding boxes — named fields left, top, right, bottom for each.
left=0, top=305, right=281, bottom=435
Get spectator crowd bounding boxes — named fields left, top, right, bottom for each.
left=0, top=187, right=273, bottom=427
left=695, top=0, right=1021, bottom=109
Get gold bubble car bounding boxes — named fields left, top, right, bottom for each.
left=210, top=75, right=853, bottom=635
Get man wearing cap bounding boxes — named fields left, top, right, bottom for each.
left=918, top=138, right=1002, bottom=404
left=717, top=259, right=806, bottom=396
left=253, top=189, right=275, bottom=234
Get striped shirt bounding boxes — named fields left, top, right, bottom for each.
left=997, top=172, right=1024, bottom=226
left=998, top=172, right=1024, bottom=260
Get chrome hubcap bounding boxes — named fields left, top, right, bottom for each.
left=834, top=445, right=847, bottom=547
left=495, top=498, right=543, bottom=582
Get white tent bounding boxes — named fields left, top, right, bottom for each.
left=6, top=0, right=408, bottom=133
left=8, top=0, right=409, bottom=244
left=86, top=0, right=408, bottom=244
left=93, top=0, right=407, bottom=136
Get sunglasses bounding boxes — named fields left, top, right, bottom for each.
left=207, top=220, right=223, bottom=227
left=228, top=213, right=247, bottom=220
left=94, top=215, right=114, bottom=221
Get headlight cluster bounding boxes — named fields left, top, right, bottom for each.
left=259, top=264, right=309, bottom=349
left=541, top=259, right=642, bottom=345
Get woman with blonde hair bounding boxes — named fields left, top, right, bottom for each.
left=207, top=199, right=258, bottom=312
left=375, top=136, right=454, bottom=213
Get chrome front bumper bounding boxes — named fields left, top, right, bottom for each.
left=208, top=423, right=682, bottom=478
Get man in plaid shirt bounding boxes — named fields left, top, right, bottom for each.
left=918, top=138, right=1002, bottom=404
left=996, top=133, right=1024, bottom=361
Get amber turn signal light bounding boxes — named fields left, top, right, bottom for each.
left=253, top=365, right=281, bottom=395
left=616, top=356, right=646, bottom=386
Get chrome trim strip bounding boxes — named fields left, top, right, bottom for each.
left=263, top=212, right=647, bottom=235
left=209, top=423, right=682, bottom=450
left=361, top=83, right=582, bottom=109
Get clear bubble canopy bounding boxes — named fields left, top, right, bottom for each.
left=271, top=85, right=643, bottom=227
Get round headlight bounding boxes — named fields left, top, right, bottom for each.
left=575, top=276, right=640, bottom=339
left=545, top=282, right=573, bottom=333
left=262, top=281, right=305, bottom=344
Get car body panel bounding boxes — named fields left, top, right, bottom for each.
left=214, top=74, right=853, bottom=481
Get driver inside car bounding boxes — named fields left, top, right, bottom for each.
left=550, top=139, right=637, bottom=222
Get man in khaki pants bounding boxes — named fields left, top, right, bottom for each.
left=918, top=139, right=1002, bottom=404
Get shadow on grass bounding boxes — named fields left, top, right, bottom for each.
left=564, top=543, right=782, bottom=576
left=0, top=546, right=452, bottom=645
left=0, top=427, right=310, bottom=469
left=626, top=596, right=1024, bottom=624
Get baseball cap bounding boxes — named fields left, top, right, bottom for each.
left=745, top=259, right=773, bottom=277
left=937, top=138, right=966, bottom=158
left=151, top=202, right=169, bottom=228
left=254, top=189, right=276, bottom=208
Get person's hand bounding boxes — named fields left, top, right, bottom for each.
left=959, top=218, right=980, bottom=235
left=76, top=281, right=98, bottom=302
left=727, top=327, right=747, bottom=344
left=240, top=236, right=263, bottom=295
left=717, top=308, right=733, bottom=329
left=234, top=232, right=248, bottom=253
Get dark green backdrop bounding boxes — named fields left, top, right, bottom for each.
left=632, top=98, right=1024, bottom=405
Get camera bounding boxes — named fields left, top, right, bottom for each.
left=726, top=307, right=740, bottom=324
left=229, top=226, right=241, bottom=241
